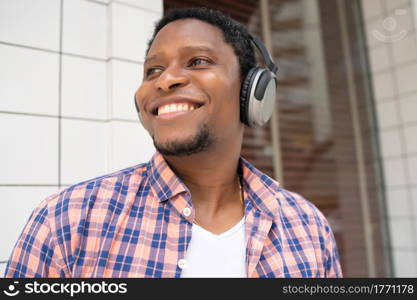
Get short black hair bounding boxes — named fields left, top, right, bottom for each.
left=145, top=7, right=256, bottom=79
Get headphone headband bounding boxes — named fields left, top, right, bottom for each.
left=250, top=35, right=278, bottom=74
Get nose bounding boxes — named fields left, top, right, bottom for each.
left=155, top=65, right=189, bottom=92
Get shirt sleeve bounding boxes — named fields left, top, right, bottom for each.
left=323, top=221, right=343, bottom=278
left=4, top=199, right=67, bottom=278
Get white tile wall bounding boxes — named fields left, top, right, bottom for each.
left=396, top=62, right=417, bottom=94
left=61, top=55, right=107, bottom=120
left=62, top=0, right=107, bottom=59
left=389, top=218, right=415, bottom=248
left=0, top=263, right=5, bottom=278
left=369, top=44, right=391, bottom=73
left=399, top=93, right=417, bottom=123
left=414, top=217, right=417, bottom=241
left=411, top=187, right=417, bottom=216
left=376, top=101, right=400, bottom=129
left=61, top=119, right=108, bottom=185
left=365, top=17, right=384, bottom=48
left=362, top=0, right=417, bottom=278
left=0, top=0, right=162, bottom=277
left=384, top=1, right=415, bottom=31
left=0, top=186, right=58, bottom=261
left=0, top=0, right=60, bottom=51
left=108, top=121, right=155, bottom=172
left=386, top=188, right=411, bottom=217
left=110, top=60, right=143, bottom=120
left=407, top=156, right=417, bottom=185
left=414, top=0, right=417, bottom=24
left=366, top=1, right=416, bottom=49
left=392, top=33, right=417, bottom=65
left=362, top=0, right=384, bottom=20
left=379, top=129, right=403, bottom=158
left=404, top=125, right=417, bottom=153
left=372, top=72, right=395, bottom=100
left=392, top=249, right=417, bottom=277
left=382, top=159, right=407, bottom=187
left=111, top=2, right=161, bottom=61
left=383, top=0, right=411, bottom=12
left=115, top=0, right=163, bottom=13
left=0, top=45, right=59, bottom=116
left=0, top=114, right=58, bottom=184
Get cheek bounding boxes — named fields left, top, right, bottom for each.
left=198, top=72, right=241, bottom=111
left=219, top=83, right=241, bottom=120
left=135, top=86, right=153, bottom=131
left=135, top=85, right=147, bottom=111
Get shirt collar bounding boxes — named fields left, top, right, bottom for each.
left=147, top=151, right=280, bottom=219
left=148, top=151, right=189, bottom=202
left=239, top=156, right=280, bottom=219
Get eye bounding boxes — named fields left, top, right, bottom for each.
left=145, top=67, right=163, bottom=79
left=188, top=57, right=212, bottom=67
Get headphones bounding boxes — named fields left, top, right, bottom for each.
left=240, top=35, right=278, bottom=127
left=134, top=35, right=278, bottom=128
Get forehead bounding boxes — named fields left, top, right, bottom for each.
left=147, top=18, right=231, bottom=56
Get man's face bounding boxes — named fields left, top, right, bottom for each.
left=135, top=19, right=242, bottom=156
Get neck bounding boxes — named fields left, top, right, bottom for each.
left=162, top=135, right=243, bottom=220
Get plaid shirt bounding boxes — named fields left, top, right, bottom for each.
left=5, top=152, right=342, bottom=278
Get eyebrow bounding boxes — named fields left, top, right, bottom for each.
left=144, top=45, right=215, bottom=65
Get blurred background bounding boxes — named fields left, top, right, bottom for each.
left=0, top=0, right=416, bottom=277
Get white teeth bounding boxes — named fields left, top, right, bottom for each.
left=169, top=104, right=175, bottom=112
left=157, top=102, right=198, bottom=116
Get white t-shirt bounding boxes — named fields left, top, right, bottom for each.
left=180, top=217, right=247, bottom=278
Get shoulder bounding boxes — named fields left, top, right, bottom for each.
left=242, top=158, right=327, bottom=225
left=276, top=187, right=329, bottom=228
left=40, top=162, right=150, bottom=221
left=246, top=162, right=331, bottom=233
left=273, top=186, right=342, bottom=276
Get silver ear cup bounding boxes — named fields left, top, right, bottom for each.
left=247, top=70, right=277, bottom=127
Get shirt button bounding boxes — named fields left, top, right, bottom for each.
left=178, top=259, right=187, bottom=269
left=183, top=207, right=192, bottom=217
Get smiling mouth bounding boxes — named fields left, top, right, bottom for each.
left=153, top=102, right=203, bottom=119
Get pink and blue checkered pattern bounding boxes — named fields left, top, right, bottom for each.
left=5, top=152, right=342, bottom=277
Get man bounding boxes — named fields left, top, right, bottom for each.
left=5, top=7, right=342, bottom=278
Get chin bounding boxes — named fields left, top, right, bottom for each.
left=153, top=133, right=196, bottom=149
left=153, top=124, right=213, bottom=157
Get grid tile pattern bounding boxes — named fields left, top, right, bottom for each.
left=0, top=0, right=161, bottom=271
left=0, top=0, right=61, bottom=51
left=0, top=45, right=60, bottom=116
left=61, top=55, right=108, bottom=120
left=362, top=0, right=417, bottom=277
left=62, top=0, right=107, bottom=59
left=111, top=2, right=161, bottom=62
